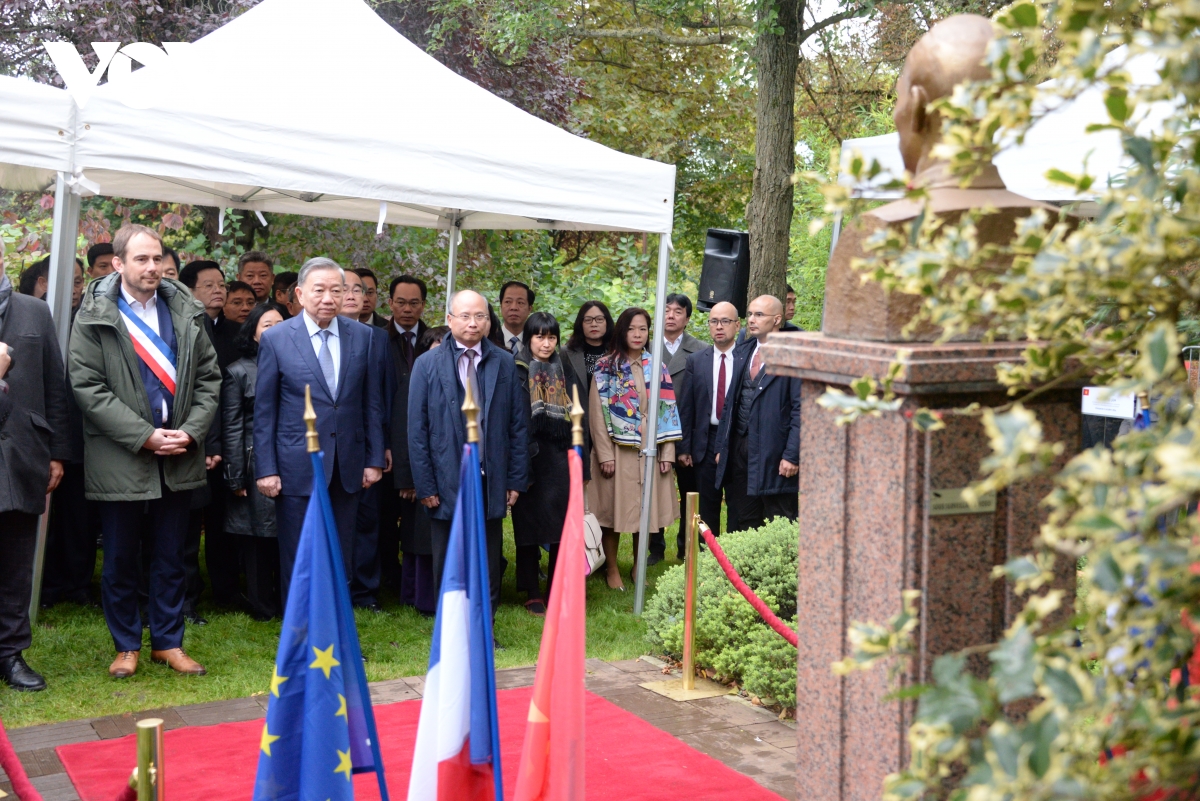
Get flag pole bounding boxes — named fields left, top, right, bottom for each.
left=304, top=384, right=320, bottom=453
left=571, top=385, right=584, bottom=453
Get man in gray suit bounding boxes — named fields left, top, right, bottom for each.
left=0, top=253, right=70, bottom=691
left=659, top=292, right=704, bottom=563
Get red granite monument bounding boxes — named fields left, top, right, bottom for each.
left=760, top=15, right=1078, bottom=801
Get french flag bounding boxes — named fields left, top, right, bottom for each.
left=408, top=442, right=503, bottom=801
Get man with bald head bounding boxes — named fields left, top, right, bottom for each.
left=713, top=295, right=801, bottom=530
left=678, top=301, right=740, bottom=536
left=408, top=289, right=528, bottom=611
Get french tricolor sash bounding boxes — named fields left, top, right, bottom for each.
left=117, top=296, right=178, bottom=396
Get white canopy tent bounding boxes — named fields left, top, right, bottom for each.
left=0, top=0, right=677, bottom=612
left=835, top=48, right=1168, bottom=213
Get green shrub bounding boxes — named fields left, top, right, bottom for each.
left=643, top=517, right=798, bottom=707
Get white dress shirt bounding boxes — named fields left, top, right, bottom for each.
left=393, top=321, right=420, bottom=340
left=304, top=312, right=341, bottom=385
left=711, top=344, right=735, bottom=425
left=121, top=284, right=169, bottom=424
left=501, top=325, right=522, bottom=353
left=664, top=333, right=683, bottom=356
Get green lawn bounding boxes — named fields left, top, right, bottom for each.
left=0, top=521, right=681, bottom=728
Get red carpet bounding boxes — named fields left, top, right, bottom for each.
left=56, top=687, right=784, bottom=800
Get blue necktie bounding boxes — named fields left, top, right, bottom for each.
left=318, top=329, right=337, bottom=399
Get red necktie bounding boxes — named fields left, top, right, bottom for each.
left=751, top=347, right=763, bottom=377
left=716, top=352, right=727, bottom=420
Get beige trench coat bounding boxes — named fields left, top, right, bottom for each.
left=586, top=368, right=678, bottom=533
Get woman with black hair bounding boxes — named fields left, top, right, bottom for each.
left=511, top=312, right=590, bottom=614
left=221, top=304, right=284, bottom=620
left=564, top=300, right=613, bottom=388
left=587, top=307, right=680, bottom=590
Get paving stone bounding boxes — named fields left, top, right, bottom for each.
left=369, top=679, right=421, bottom=704
left=602, top=688, right=696, bottom=722
left=18, top=747, right=65, bottom=778
left=30, top=772, right=81, bottom=801
left=719, top=749, right=796, bottom=799
left=401, top=675, right=425, bottom=695
left=90, top=715, right=135, bottom=740
left=738, top=721, right=798, bottom=748
left=129, top=707, right=187, bottom=731
left=641, top=708, right=734, bottom=737
left=174, top=696, right=265, bottom=727
left=677, top=727, right=786, bottom=758
left=583, top=673, right=647, bottom=696
left=7, top=720, right=98, bottom=752
left=607, top=658, right=663, bottom=675
left=0, top=780, right=10, bottom=797
left=494, top=667, right=537, bottom=690
left=584, top=658, right=628, bottom=677
left=686, top=695, right=780, bottom=726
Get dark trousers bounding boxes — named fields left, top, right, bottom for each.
left=97, top=482, right=192, bottom=652
left=351, top=482, right=381, bottom=606
left=430, top=516, right=505, bottom=612
left=696, top=449, right=724, bottom=536
left=674, top=461, right=697, bottom=557
left=43, top=463, right=98, bottom=606
left=184, top=467, right=238, bottom=610
left=378, top=488, right=406, bottom=594
left=401, top=553, right=436, bottom=614
left=0, top=511, right=38, bottom=659
left=238, top=536, right=279, bottom=620
left=725, top=433, right=797, bottom=531
left=275, top=461, right=359, bottom=609
left=516, top=543, right=559, bottom=602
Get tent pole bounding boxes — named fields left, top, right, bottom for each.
left=633, top=232, right=671, bottom=615
left=31, top=171, right=81, bottom=625
left=444, top=212, right=460, bottom=315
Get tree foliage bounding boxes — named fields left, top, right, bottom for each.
left=815, top=2, right=1200, bottom=800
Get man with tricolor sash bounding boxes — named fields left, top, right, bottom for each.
left=69, top=224, right=222, bottom=679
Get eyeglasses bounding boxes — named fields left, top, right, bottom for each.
left=709, top=318, right=738, bottom=327
left=582, top=315, right=606, bottom=324
left=391, top=299, right=424, bottom=308
left=746, top=311, right=774, bottom=320
left=451, top=312, right=489, bottom=323
left=346, top=286, right=364, bottom=296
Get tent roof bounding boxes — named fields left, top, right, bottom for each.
left=0, top=0, right=676, bottom=233
left=838, top=48, right=1167, bottom=204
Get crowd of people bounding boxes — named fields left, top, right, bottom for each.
left=0, top=222, right=804, bottom=693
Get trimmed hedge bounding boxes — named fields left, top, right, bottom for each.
left=643, top=517, right=798, bottom=708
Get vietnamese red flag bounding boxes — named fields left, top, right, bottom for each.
left=512, top=446, right=586, bottom=801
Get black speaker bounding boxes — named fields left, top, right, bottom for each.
left=697, top=228, right=750, bottom=317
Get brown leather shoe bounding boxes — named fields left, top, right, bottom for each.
left=150, top=648, right=206, bottom=676
left=109, top=651, right=139, bottom=678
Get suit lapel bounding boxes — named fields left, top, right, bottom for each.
left=336, top=317, right=354, bottom=390
left=289, top=317, right=334, bottom=401
left=438, top=341, right=463, bottom=436
left=478, top=343, right=499, bottom=425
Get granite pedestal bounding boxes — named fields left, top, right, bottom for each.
left=761, top=333, right=1079, bottom=801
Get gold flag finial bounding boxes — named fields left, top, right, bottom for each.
left=304, top=384, right=319, bottom=453
left=463, top=375, right=480, bottom=444
left=570, top=383, right=584, bottom=447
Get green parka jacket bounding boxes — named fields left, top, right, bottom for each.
left=68, top=273, right=221, bottom=501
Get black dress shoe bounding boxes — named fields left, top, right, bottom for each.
left=1, top=654, right=47, bottom=692
left=355, top=602, right=384, bottom=613
left=647, top=553, right=664, bottom=567
left=184, top=611, right=209, bottom=626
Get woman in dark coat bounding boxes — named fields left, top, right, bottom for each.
left=222, top=304, right=284, bottom=620
left=511, top=312, right=590, bottom=615
left=563, top=300, right=613, bottom=391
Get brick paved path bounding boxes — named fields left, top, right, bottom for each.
left=0, top=658, right=796, bottom=800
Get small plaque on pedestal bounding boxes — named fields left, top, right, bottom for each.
left=930, top=488, right=996, bottom=516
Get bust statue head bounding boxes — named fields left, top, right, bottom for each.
left=893, top=14, right=995, bottom=176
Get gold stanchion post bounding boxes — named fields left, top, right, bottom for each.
left=135, top=718, right=164, bottom=801
left=681, top=491, right=699, bottom=692
left=463, top=376, right=480, bottom=444
left=570, top=385, right=584, bottom=448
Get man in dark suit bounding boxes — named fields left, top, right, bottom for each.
left=0, top=261, right=70, bottom=691
left=254, top=257, right=386, bottom=606
left=408, top=289, right=528, bottom=611
left=661, top=292, right=705, bottom=561
left=714, top=295, right=801, bottom=532
left=382, top=276, right=427, bottom=601
left=678, top=301, right=739, bottom=537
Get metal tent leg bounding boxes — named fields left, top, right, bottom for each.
left=633, top=232, right=671, bottom=615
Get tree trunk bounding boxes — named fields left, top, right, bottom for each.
left=747, top=0, right=800, bottom=306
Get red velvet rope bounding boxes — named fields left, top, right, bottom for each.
left=698, top=523, right=799, bottom=647
left=0, top=714, right=43, bottom=801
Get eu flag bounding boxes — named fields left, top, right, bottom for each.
left=253, top=448, right=389, bottom=801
